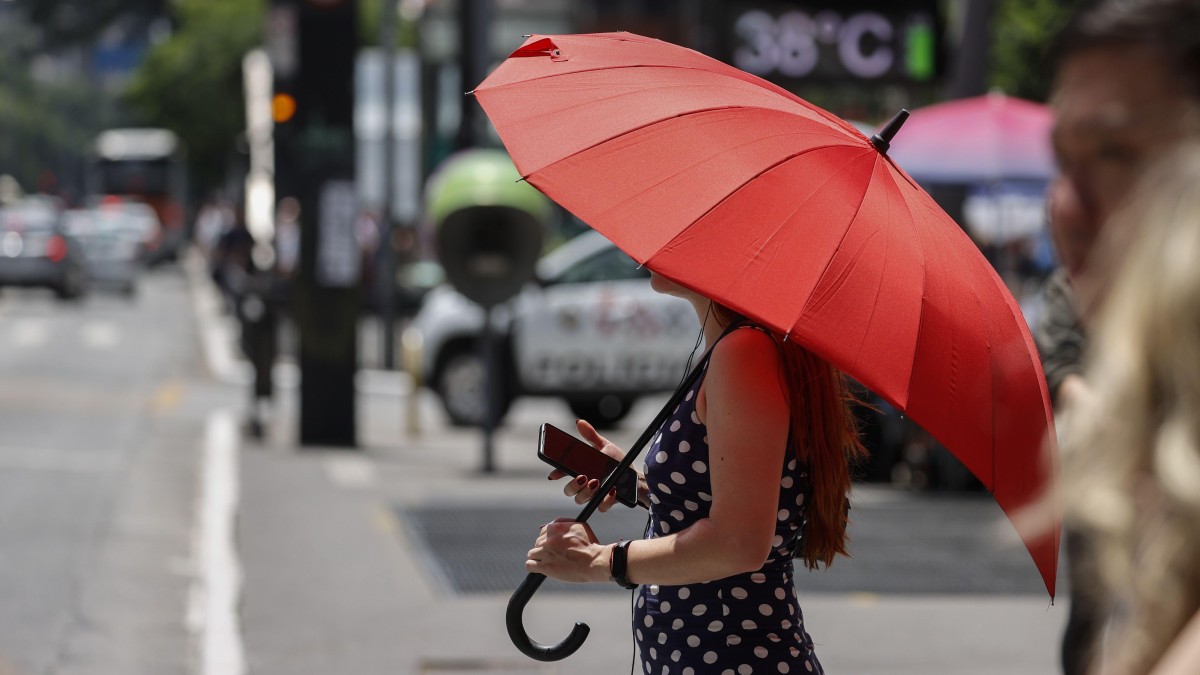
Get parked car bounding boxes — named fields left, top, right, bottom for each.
left=86, top=196, right=162, bottom=264
left=410, top=230, right=700, bottom=428
left=0, top=198, right=89, bottom=299
left=63, top=208, right=142, bottom=295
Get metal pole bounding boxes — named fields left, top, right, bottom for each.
left=480, top=305, right=497, bottom=473
left=380, top=0, right=398, bottom=369
left=456, top=0, right=491, bottom=150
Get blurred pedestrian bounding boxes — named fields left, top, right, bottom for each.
left=1035, top=1, right=1200, bottom=672
left=527, top=274, right=866, bottom=674
left=1059, top=143, right=1200, bottom=675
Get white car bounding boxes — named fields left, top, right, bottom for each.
left=410, top=230, right=700, bottom=427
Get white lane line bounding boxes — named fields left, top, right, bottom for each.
left=324, top=454, right=377, bottom=489
left=184, top=250, right=242, bottom=383
left=81, top=321, right=120, bottom=350
left=189, top=410, right=246, bottom=675
left=11, top=319, right=49, bottom=348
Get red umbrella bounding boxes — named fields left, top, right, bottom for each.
left=476, top=32, right=1059, bottom=659
left=885, top=92, right=1055, bottom=183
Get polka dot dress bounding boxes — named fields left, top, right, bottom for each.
left=634, top=350, right=823, bottom=675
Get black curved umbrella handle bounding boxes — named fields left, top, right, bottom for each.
left=506, top=572, right=591, bottom=661
left=506, top=328, right=731, bottom=662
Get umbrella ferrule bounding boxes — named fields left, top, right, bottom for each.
left=871, top=109, right=910, bottom=155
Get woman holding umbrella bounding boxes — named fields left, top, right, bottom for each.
left=527, top=271, right=866, bottom=674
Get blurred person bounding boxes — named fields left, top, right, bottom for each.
left=273, top=197, right=301, bottom=282
left=1059, top=143, right=1200, bottom=675
left=527, top=273, right=866, bottom=674
left=1035, top=1, right=1200, bottom=672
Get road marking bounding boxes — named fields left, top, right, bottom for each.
left=153, top=380, right=185, bottom=413
left=81, top=321, right=120, bottom=350
left=189, top=410, right=246, bottom=675
left=325, top=454, right=377, bottom=488
left=11, top=319, right=48, bottom=348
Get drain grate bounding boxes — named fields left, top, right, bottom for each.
left=399, top=494, right=1050, bottom=596
left=399, top=503, right=648, bottom=595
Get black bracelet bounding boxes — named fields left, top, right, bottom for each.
left=609, top=540, right=638, bottom=590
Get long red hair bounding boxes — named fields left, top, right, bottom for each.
left=714, top=306, right=867, bottom=570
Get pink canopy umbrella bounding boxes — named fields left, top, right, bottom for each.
left=885, top=92, right=1055, bottom=183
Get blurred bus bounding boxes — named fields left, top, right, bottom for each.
left=88, top=128, right=188, bottom=263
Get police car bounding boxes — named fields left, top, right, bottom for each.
left=409, top=230, right=699, bottom=428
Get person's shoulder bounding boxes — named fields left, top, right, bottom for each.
left=711, top=324, right=779, bottom=371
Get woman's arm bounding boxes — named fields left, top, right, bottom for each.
left=527, top=329, right=792, bottom=585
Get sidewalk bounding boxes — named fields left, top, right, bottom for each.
left=186, top=255, right=1067, bottom=674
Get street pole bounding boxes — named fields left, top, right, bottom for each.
left=456, top=0, right=491, bottom=150
left=380, top=0, right=398, bottom=369
left=949, top=0, right=995, bottom=99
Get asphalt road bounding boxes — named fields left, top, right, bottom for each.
left=0, top=270, right=224, bottom=675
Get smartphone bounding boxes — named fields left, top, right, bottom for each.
left=537, top=423, right=639, bottom=508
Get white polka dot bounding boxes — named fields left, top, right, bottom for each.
left=658, top=632, right=668, bottom=645
left=644, top=615, right=654, bottom=627
left=655, top=451, right=668, bottom=463
left=795, top=493, right=805, bottom=506
left=687, top=635, right=701, bottom=648
left=728, top=634, right=742, bottom=646
left=790, top=647, right=801, bottom=658
left=708, top=620, right=724, bottom=632
left=685, top=389, right=694, bottom=402
left=739, top=666, right=753, bottom=675
left=751, top=572, right=767, bottom=583
left=768, top=633, right=780, bottom=642
left=683, top=669, right=694, bottom=675
left=787, top=459, right=797, bottom=470
left=775, top=588, right=786, bottom=600
left=684, top=499, right=699, bottom=511
left=691, top=411, right=701, bottom=424
left=781, top=476, right=794, bottom=488
left=755, top=646, right=769, bottom=658
left=650, top=585, right=660, bottom=595
left=678, top=587, right=691, bottom=600
left=778, top=509, right=790, bottom=521
left=781, top=620, right=792, bottom=630
left=722, top=605, right=730, bottom=616
left=699, top=492, right=712, bottom=501
left=806, top=663, right=814, bottom=672
left=672, top=618, right=684, bottom=629
left=692, top=604, right=708, bottom=616
left=672, top=650, right=681, bottom=662
left=661, top=601, right=671, bottom=613
left=636, top=629, right=644, bottom=641
left=771, top=535, right=784, bottom=547
left=670, top=420, right=681, bottom=432
left=742, top=619, right=757, bottom=630
left=679, top=440, right=691, bottom=453
left=662, top=666, right=670, bottom=675
left=671, top=510, right=684, bottom=521
left=657, top=483, right=673, bottom=495
left=731, top=587, right=748, bottom=600
left=788, top=604, right=795, bottom=614
left=723, top=671, right=735, bottom=675
left=703, top=435, right=709, bottom=445
left=778, top=664, right=790, bottom=674
left=637, top=596, right=645, bottom=608
left=660, top=521, right=671, bottom=533
left=692, top=461, right=708, bottom=474
left=703, top=651, right=718, bottom=664
left=649, top=647, right=657, bottom=659
left=759, top=604, right=774, bottom=616
left=670, top=472, right=686, bottom=484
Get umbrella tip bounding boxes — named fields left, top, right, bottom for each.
left=870, top=109, right=910, bottom=154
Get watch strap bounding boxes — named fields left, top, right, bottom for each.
left=609, top=539, right=638, bottom=589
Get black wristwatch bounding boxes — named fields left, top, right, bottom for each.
left=609, top=540, right=638, bottom=590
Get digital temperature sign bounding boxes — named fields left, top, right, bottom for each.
left=726, top=1, right=943, bottom=85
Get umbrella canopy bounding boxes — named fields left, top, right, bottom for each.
left=475, top=32, right=1059, bottom=598
left=885, top=92, right=1055, bottom=183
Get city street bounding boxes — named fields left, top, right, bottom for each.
left=0, top=262, right=1068, bottom=674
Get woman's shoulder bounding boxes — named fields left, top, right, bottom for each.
left=708, top=324, right=783, bottom=388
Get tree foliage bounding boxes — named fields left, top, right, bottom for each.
left=990, top=0, right=1088, bottom=101
left=8, top=0, right=169, bottom=50
left=123, top=0, right=266, bottom=193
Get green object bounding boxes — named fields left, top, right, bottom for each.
left=425, top=149, right=552, bottom=227
left=905, top=21, right=935, bottom=82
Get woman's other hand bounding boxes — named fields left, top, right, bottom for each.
left=545, top=419, right=629, bottom=513
left=525, top=518, right=611, bottom=583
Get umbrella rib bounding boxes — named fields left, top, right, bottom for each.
left=884, top=160, right=928, bottom=417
